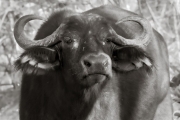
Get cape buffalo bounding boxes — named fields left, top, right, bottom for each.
left=14, top=5, right=173, bottom=120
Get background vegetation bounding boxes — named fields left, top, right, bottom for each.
left=0, top=0, right=179, bottom=120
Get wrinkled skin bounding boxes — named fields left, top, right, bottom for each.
left=56, top=15, right=113, bottom=89
left=15, top=5, right=173, bottom=120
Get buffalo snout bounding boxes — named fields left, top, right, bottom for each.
left=80, top=53, right=112, bottom=87
left=81, top=53, right=112, bottom=76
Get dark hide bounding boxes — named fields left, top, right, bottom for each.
left=15, top=5, right=172, bottom=120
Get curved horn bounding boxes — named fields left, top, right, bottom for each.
left=111, top=16, right=152, bottom=47
left=14, top=15, right=61, bottom=49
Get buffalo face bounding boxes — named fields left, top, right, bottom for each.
left=55, top=14, right=114, bottom=88
left=15, top=13, right=120, bottom=89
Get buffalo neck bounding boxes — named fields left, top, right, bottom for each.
left=57, top=74, right=120, bottom=120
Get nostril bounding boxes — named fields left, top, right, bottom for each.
left=84, top=60, right=91, bottom=67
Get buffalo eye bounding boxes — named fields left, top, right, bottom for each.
left=64, top=37, right=73, bottom=44
left=105, top=37, right=113, bottom=43
left=106, top=37, right=112, bottom=43
left=112, top=52, right=118, bottom=61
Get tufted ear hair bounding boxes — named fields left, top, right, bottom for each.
left=112, top=46, right=153, bottom=72
left=14, top=47, right=60, bottom=75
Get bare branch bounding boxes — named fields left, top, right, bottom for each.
left=137, top=0, right=143, bottom=16
left=0, top=7, right=12, bottom=32
left=160, top=4, right=167, bottom=18
left=146, top=1, right=159, bottom=26
left=173, top=5, right=180, bottom=63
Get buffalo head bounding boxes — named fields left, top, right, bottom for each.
left=14, top=10, right=152, bottom=88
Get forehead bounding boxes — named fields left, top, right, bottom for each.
left=63, top=13, right=110, bottom=32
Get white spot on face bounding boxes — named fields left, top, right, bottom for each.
left=71, top=39, right=78, bottom=49
left=88, top=31, right=92, bottom=35
left=102, top=42, right=105, bottom=45
left=90, top=37, right=93, bottom=40
left=73, top=41, right=78, bottom=48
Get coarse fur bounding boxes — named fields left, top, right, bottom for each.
left=15, top=5, right=172, bottom=120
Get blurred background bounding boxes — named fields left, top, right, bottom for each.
left=0, top=0, right=180, bottom=120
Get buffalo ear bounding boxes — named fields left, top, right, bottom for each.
left=112, top=47, right=153, bottom=72
left=14, top=47, right=60, bottom=75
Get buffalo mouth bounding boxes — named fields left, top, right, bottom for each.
left=81, top=73, right=108, bottom=87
